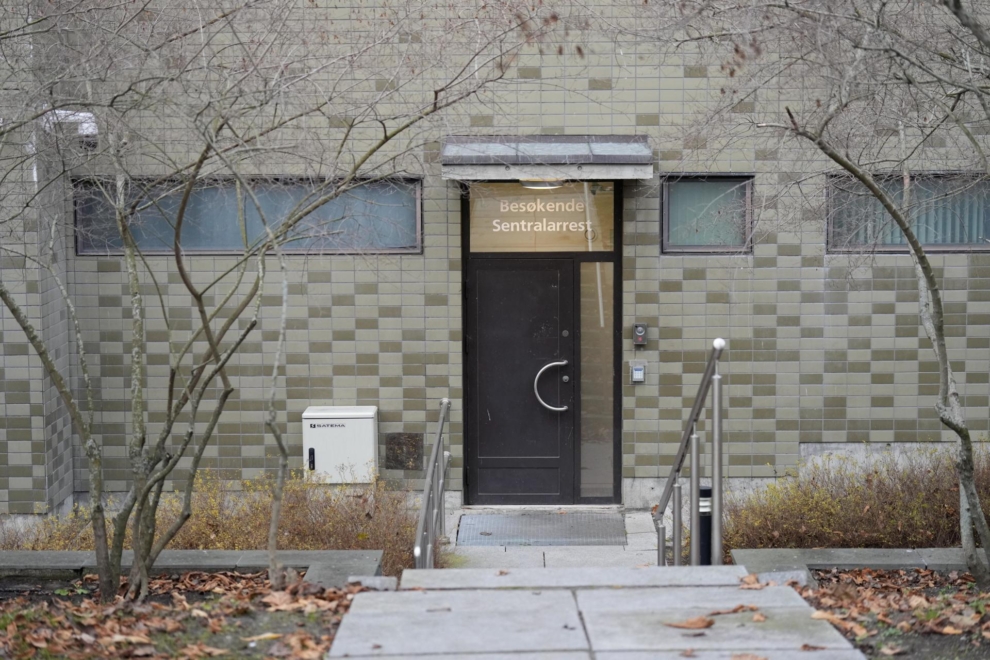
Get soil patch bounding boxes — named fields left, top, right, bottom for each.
left=0, top=571, right=364, bottom=659
left=798, top=568, right=990, bottom=659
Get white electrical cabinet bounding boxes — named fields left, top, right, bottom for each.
left=302, top=406, right=378, bottom=483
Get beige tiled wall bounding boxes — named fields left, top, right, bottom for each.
left=1, top=3, right=989, bottom=511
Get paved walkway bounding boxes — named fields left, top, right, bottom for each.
left=330, top=565, right=865, bottom=658
left=444, top=508, right=661, bottom=569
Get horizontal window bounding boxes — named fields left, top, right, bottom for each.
left=662, top=176, right=752, bottom=253
left=75, top=179, right=421, bottom=255
left=829, top=174, right=990, bottom=251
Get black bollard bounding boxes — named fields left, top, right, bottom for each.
left=699, top=486, right=713, bottom=566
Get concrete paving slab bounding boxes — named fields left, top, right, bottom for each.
left=595, top=651, right=864, bottom=659
left=336, top=653, right=591, bottom=660
left=152, top=550, right=244, bottom=572
left=444, top=546, right=546, bottom=568
left=458, top=512, right=625, bottom=546
left=543, top=547, right=656, bottom=568
left=348, top=589, right=574, bottom=614
left=623, top=512, right=657, bottom=535
left=732, top=548, right=926, bottom=572
left=301, top=553, right=383, bottom=588
left=82, top=550, right=243, bottom=574
left=624, top=532, right=658, bottom=551
left=756, top=568, right=816, bottom=588
left=918, top=547, right=987, bottom=571
left=583, top=607, right=853, bottom=652
left=233, top=550, right=382, bottom=574
left=400, top=566, right=747, bottom=590
left=575, top=585, right=807, bottom=612
left=346, top=576, right=397, bottom=591
left=329, top=609, right=588, bottom=657
left=0, top=551, right=90, bottom=578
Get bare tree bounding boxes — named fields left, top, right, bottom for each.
left=620, top=0, right=990, bottom=583
left=0, top=0, right=558, bottom=600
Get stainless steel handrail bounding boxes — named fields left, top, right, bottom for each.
left=413, top=397, right=452, bottom=569
left=652, top=338, right=726, bottom=566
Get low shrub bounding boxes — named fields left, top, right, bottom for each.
left=0, top=472, right=418, bottom=576
left=724, top=447, right=990, bottom=554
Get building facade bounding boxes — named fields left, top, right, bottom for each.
left=1, top=2, right=989, bottom=514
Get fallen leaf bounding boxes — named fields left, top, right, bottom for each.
left=800, top=644, right=825, bottom=651
left=752, top=612, right=767, bottom=622
left=708, top=604, right=759, bottom=616
left=879, top=645, right=907, bottom=656
left=811, top=610, right=867, bottom=637
left=740, top=574, right=766, bottom=590
left=939, top=625, right=963, bottom=635
left=241, top=633, right=283, bottom=642
left=111, top=634, right=154, bottom=645
left=948, top=613, right=981, bottom=631
left=497, top=570, right=509, bottom=576
left=730, top=655, right=768, bottom=660
left=179, top=643, right=230, bottom=658
left=680, top=650, right=696, bottom=657
left=664, top=616, right=715, bottom=630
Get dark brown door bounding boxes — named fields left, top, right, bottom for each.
left=465, top=259, right=575, bottom=504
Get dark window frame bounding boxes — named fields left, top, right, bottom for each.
left=661, top=174, right=755, bottom=254
left=73, top=176, right=424, bottom=256
left=826, top=171, right=990, bottom=253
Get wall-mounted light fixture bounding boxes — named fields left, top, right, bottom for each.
left=520, top=180, right=564, bottom=190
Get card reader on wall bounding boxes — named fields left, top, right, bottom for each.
left=630, top=361, right=646, bottom=384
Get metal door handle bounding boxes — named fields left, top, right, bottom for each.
left=534, top=360, right=569, bottom=412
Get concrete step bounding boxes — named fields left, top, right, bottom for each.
left=329, top=566, right=864, bottom=659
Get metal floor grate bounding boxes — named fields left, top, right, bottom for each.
left=457, top=512, right=626, bottom=546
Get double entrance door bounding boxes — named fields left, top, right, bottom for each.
left=464, top=257, right=618, bottom=504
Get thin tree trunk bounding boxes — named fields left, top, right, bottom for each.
left=266, top=252, right=290, bottom=590
left=784, top=113, right=990, bottom=585
left=0, top=279, right=118, bottom=599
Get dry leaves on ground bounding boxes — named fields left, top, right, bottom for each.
left=739, top=574, right=769, bottom=590
left=0, top=571, right=366, bottom=659
left=664, top=615, right=715, bottom=629
left=799, top=568, right=990, bottom=646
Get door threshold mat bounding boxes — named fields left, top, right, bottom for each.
left=457, top=512, right=625, bottom=546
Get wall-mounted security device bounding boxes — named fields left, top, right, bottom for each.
left=630, top=360, right=647, bottom=384
left=632, top=323, right=648, bottom=347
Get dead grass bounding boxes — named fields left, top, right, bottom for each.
left=0, top=472, right=417, bottom=576
left=724, top=447, right=990, bottom=554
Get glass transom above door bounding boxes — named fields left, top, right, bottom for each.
left=470, top=182, right=614, bottom=252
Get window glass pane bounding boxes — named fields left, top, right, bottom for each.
left=470, top=182, right=614, bottom=252
left=75, top=179, right=419, bottom=254
left=579, top=261, right=614, bottom=498
left=830, top=176, right=990, bottom=249
left=667, top=179, right=749, bottom=248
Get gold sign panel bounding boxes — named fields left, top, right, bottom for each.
left=469, top=182, right=614, bottom=252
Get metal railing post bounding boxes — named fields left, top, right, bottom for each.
left=672, top=482, right=682, bottom=566
left=657, top=524, right=666, bottom=566
left=689, top=424, right=700, bottom=566
left=711, top=340, right=725, bottom=565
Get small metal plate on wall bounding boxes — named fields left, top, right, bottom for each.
left=384, top=433, right=424, bottom=470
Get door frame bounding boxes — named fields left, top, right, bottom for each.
left=460, top=180, right=623, bottom=505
